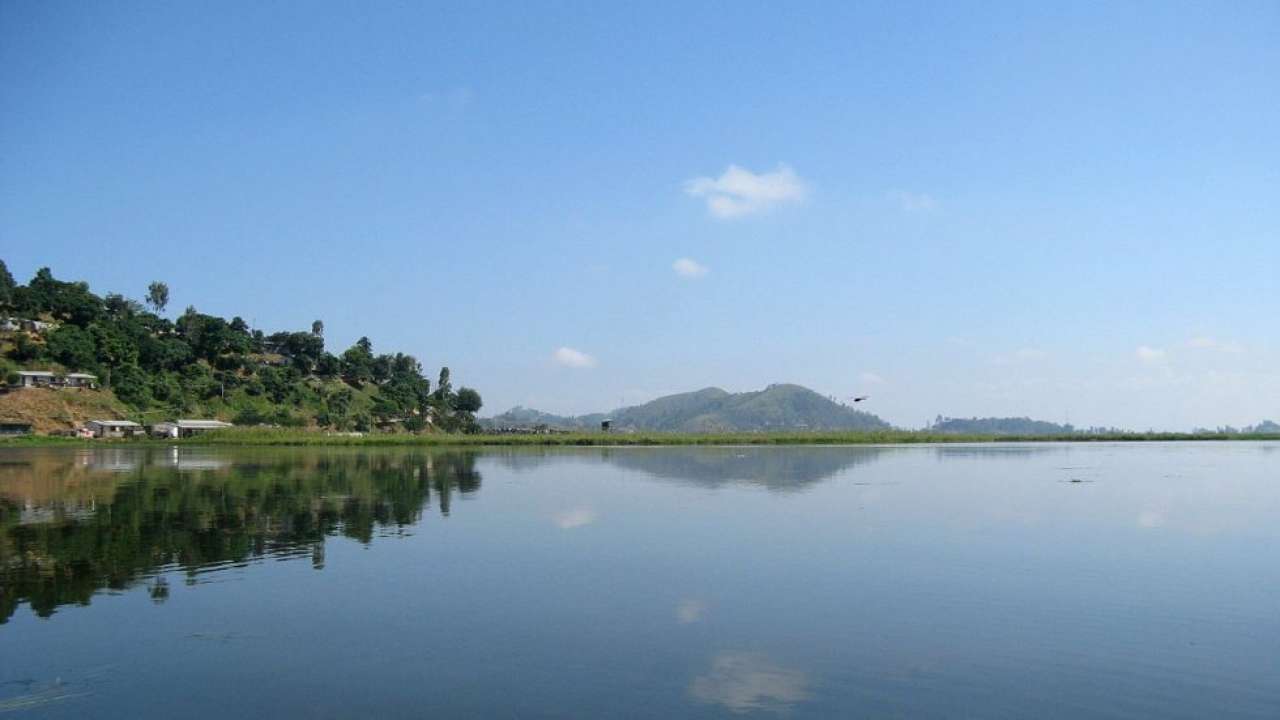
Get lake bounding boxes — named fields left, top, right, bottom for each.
left=1, top=443, right=1278, bottom=718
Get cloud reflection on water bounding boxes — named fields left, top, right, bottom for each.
left=553, top=507, right=596, bottom=529
left=690, top=651, right=811, bottom=713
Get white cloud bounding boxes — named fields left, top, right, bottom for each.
left=553, top=347, right=597, bottom=369
left=554, top=507, right=596, bottom=530
left=858, top=372, right=886, bottom=385
left=1141, top=343, right=1172, bottom=361
left=684, top=164, right=808, bottom=219
left=673, top=257, right=709, bottom=278
left=888, top=190, right=938, bottom=213
left=1187, top=337, right=1245, bottom=354
left=1136, top=346, right=1167, bottom=364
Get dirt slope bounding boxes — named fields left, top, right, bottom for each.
left=0, top=388, right=131, bottom=433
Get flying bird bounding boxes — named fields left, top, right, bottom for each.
left=851, top=396, right=869, bottom=403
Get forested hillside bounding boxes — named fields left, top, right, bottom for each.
left=0, top=260, right=481, bottom=432
left=928, top=416, right=1073, bottom=435
left=487, top=383, right=889, bottom=432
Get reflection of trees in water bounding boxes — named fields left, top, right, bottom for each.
left=0, top=448, right=481, bottom=623
left=487, top=446, right=892, bottom=491
left=928, top=444, right=1063, bottom=461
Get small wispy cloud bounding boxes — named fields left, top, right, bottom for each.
left=858, top=372, right=886, bottom=385
left=1136, top=346, right=1167, bottom=364
left=554, top=507, right=596, bottom=530
left=553, top=347, right=597, bottom=368
left=888, top=190, right=938, bottom=213
left=684, top=164, right=808, bottom=219
left=1187, top=337, right=1245, bottom=354
left=676, top=598, right=707, bottom=624
left=673, top=257, right=709, bottom=278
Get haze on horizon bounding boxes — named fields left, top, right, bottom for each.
left=2, top=2, right=1276, bottom=431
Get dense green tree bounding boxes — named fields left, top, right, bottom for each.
left=146, top=281, right=169, bottom=314
left=341, top=342, right=374, bottom=384
left=25, top=268, right=103, bottom=324
left=111, top=364, right=152, bottom=406
left=454, top=387, right=483, bottom=413
left=315, top=352, right=341, bottom=379
left=9, top=334, right=39, bottom=363
left=45, top=325, right=96, bottom=371
left=0, top=259, right=15, bottom=308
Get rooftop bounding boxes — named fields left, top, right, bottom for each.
left=89, top=419, right=141, bottom=427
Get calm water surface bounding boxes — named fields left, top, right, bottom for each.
left=1, top=443, right=1278, bottom=718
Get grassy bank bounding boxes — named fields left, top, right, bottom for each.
left=3, top=428, right=1279, bottom=448
left=5, top=425, right=1274, bottom=443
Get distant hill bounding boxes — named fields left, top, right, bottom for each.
left=486, top=383, right=890, bottom=432
left=929, top=416, right=1073, bottom=435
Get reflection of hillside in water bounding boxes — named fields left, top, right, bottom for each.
left=488, top=446, right=894, bottom=491
left=0, top=448, right=481, bottom=624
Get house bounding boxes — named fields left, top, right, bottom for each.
left=12, top=370, right=100, bottom=390
left=85, top=420, right=143, bottom=438
left=152, top=419, right=234, bottom=439
left=63, top=372, right=98, bottom=389
left=19, top=319, right=54, bottom=333
left=15, top=370, right=57, bottom=388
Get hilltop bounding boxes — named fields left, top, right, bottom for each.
left=486, top=383, right=890, bottom=432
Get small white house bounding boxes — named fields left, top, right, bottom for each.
left=15, top=370, right=57, bottom=388
left=153, top=419, right=234, bottom=439
left=64, top=372, right=98, bottom=389
left=85, top=419, right=143, bottom=438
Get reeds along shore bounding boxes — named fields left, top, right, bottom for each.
left=3, top=428, right=1279, bottom=447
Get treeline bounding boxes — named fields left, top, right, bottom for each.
left=929, top=415, right=1077, bottom=435
left=0, top=260, right=481, bottom=432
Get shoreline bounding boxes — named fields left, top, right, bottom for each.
left=2, top=429, right=1279, bottom=448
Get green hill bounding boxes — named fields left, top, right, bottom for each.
left=0, top=260, right=482, bottom=433
left=487, top=383, right=890, bottom=432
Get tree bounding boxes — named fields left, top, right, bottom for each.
left=111, top=364, right=152, bottom=406
left=146, top=281, right=169, bottom=314
left=311, top=320, right=324, bottom=337
left=45, top=325, right=97, bottom=371
left=435, top=367, right=452, bottom=402
left=454, top=387, right=483, bottom=413
left=0, top=259, right=15, bottom=308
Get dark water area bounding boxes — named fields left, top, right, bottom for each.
left=1, top=443, right=1278, bottom=718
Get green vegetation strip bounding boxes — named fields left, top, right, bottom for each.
left=6, top=428, right=1277, bottom=448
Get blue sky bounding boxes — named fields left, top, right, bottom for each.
left=2, top=2, right=1277, bottom=430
